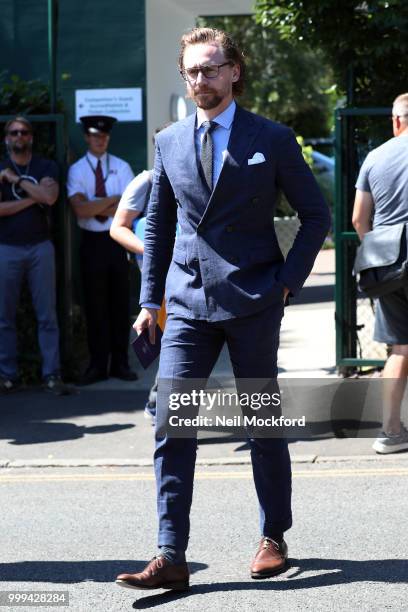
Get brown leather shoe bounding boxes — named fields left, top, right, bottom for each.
left=250, top=537, right=288, bottom=579
left=116, top=556, right=189, bottom=591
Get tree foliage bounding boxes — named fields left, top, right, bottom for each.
left=198, top=15, right=335, bottom=137
left=0, top=72, right=64, bottom=160
left=256, top=0, right=408, bottom=106
left=0, top=72, right=64, bottom=115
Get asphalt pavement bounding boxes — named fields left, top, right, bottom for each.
left=1, top=250, right=407, bottom=611
left=1, top=462, right=407, bottom=611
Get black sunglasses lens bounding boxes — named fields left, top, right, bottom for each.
left=9, top=130, right=30, bottom=136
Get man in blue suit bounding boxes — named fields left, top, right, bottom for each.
left=116, top=27, right=330, bottom=591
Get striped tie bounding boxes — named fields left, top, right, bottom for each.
left=95, top=159, right=106, bottom=222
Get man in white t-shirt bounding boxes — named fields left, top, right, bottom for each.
left=111, top=169, right=159, bottom=421
left=67, top=115, right=137, bottom=385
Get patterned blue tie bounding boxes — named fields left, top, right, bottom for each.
left=200, top=121, right=217, bottom=191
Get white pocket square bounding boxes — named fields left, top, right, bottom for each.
left=248, top=152, right=265, bottom=165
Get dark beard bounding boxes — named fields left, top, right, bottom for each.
left=9, top=141, right=32, bottom=155
left=192, top=90, right=223, bottom=110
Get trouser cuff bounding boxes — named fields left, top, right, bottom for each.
left=263, top=515, right=292, bottom=536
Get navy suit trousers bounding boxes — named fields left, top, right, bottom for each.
left=155, top=301, right=292, bottom=550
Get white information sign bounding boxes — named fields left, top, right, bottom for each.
left=75, top=88, right=142, bottom=122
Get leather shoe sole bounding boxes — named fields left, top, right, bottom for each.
left=251, top=559, right=289, bottom=579
left=115, top=578, right=190, bottom=591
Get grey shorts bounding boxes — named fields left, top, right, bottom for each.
left=374, top=287, right=408, bottom=345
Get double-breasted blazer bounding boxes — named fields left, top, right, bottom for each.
left=140, top=105, right=331, bottom=322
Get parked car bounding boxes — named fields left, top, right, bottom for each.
left=311, top=151, right=334, bottom=210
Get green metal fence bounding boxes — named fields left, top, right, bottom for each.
left=0, top=113, right=73, bottom=365
left=334, top=107, right=391, bottom=374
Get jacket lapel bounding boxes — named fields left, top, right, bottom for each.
left=175, top=113, right=200, bottom=183
left=175, top=113, right=211, bottom=218
left=222, top=105, right=260, bottom=169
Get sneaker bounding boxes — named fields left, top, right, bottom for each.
left=144, top=401, right=156, bottom=425
left=372, top=423, right=408, bottom=454
left=0, top=376, right=19, bottom=394
left=43, top=375, right=72, bottom=396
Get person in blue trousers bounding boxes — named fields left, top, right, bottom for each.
left=116, top=27, right=330, bottom=591
left=0, top=116, right=68, bottom=395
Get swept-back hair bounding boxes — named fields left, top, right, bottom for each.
left=178, top=27, right=246, bottom=96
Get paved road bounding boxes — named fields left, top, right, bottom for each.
left=1, top=461, right=407, bottom=611
left=1, top=249, right=407, bottom=610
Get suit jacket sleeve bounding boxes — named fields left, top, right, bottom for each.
left=139, top=141, right=177, bottom=306
left=276, top=130, right=331, bottom=296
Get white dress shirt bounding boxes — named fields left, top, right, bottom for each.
left=67, top=151, right=134, bottom=231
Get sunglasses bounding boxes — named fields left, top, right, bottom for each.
left=181, top=61, right=233, bottom=82
left=8, top=129, right=31, bottom=136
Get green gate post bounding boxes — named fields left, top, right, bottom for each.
left=48, top=0, right=58, bottom=114
left=335, top=107, right=391, bottom=372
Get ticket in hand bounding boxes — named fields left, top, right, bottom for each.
left=131, top=325, right=163, bottom=369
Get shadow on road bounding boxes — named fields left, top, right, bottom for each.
left=196, top=416, right=382, bottom=450
left=0, top=379, right=384, bottom=446
left=291, top=284, right=334, bottom=305
left=0, top=389, right=145, bottom=445
left=0, top=560, right=207, bottom=583
left=132, top=557, right=408, bottom=608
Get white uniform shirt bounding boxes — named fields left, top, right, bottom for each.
left=67, top=151, right=134, bottom=231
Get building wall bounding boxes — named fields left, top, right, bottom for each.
left=145, top=0, right=254, bottom=165
left=0, top=0, right=49, bottom=81
left=59, top=1, right=146, bottom=173
left=145, top=0, right=196, bottom=165
left=0, top=0, right=147, bottom=174
left=0, top=0, right=254, bottom=169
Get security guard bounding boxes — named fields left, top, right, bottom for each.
left=67, top=115, right=137, bottom=384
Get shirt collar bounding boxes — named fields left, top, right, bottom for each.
left=196, top=99, right=236, bottom=130
left=87, top=151, right=108, bottom=165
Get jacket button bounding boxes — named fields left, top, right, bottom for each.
left=230, top=256, right=238, bottom=264
left=226, top=225, right=234, bottom=233
left=251, top=197, right=260, bottom=205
